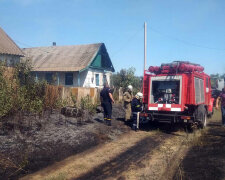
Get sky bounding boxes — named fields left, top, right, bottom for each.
left=0, top=0, right=225, bottom=76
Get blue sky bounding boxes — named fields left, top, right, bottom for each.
left=0, top=0, right=225, bottom=76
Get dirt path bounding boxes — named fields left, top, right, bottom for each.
left=20, top=125, right=201, bottom=180
left=19, top=110, right=225, bottom=180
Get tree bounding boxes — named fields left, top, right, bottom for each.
left=111, top=67, right=142, bottom=94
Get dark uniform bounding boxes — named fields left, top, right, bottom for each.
left=131, top=97, right=142, bottom=130
left=100, top=87, right=113, bottom=126
left=219, top=89, right=225, bottom=126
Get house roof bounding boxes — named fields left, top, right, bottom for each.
left=0, top=27, right=24, bottom=56
left=23, top=43, right=109, bottom=72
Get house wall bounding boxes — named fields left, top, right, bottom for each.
left=80, top=68, right=112, bottom=88
left=0, top=54, right=20, bottom=66
left=34, top=71, right=79, bottom=87
left=34, top=68, right=113, bottom=88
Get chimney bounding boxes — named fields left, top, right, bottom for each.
left=52, top=42, right=56, bottom=46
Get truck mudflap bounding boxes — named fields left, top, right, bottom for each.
left=148, top=104, right=183, bottom=112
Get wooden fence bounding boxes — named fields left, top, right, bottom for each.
left=61, top=86, right=99, bottom=104
left=45, top=85, right=99, bottom=105
left=48, top=86, right=123, bottom=105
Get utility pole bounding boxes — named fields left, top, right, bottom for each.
left=144, top=22, right=147, bottom=72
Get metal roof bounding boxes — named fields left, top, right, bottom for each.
left=0, top=27, right=24, bottom=56
left=23, top=43, right=103, bottom=72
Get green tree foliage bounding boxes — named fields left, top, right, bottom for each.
left=111, top=67, right=142, bottom=94
left=0, top=65, right=14, bottom=117
left=80, top=95, right=97, bottom=115
left=0, top=60, right=47, bottom=118
left=0, top=59, right=96, bottom=119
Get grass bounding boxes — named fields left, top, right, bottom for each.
left=210, top=108, right=222, bottom=122
left=44, top=173, right=67, bottom=180
left=173, top=109, right=224, bottom=180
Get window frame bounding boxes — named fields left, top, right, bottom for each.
left=95, top=74, right=99, bottom=86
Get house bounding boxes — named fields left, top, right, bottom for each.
left=23, top=43, right=115, bottom=88
left=0, top=27, right=24, bottom=66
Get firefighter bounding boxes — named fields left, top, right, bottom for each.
left=216, top=87, right=225, bottom=126
left=123, top=85, right=133, bottom=122
left=100, top=82, right=115, bottom=126
left=131, top=92, right=143, bottom=131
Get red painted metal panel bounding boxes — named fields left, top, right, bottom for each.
left=143, top=62, right=213, bottom=113
left=142, top=70, right=150, bottom=104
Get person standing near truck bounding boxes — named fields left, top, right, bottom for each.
left=131, top=92, right=143, bottom=131
left=216, top=87, right=225, bottom=126
left=123, top=85, right=133, bottom=122
left=100, top=83, right=115, bottom=126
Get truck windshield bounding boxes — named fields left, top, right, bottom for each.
left=151, top=80, right=180, bottom=104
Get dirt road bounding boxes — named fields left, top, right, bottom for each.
left=21, top=125, right=199, bottom=180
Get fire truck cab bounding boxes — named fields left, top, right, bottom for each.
left=141, top=61, right=214, bottom=128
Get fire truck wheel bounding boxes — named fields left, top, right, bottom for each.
left=201, top=113, right=207, bottom=128
left=196, top=105, right=207, bottom=129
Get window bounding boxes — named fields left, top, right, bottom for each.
left=95, top=74, right=99, bottom=86
left=151, top=80, right=180, bottom=104
left=103, top=75, right=107, bottom=84
left=65, top=73, right=73, bottom=85
left=195, top=77, right=205, bottom=103
left=45, top=73, right=53, bottom=84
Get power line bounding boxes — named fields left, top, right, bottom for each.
left=111, top=27, right=143, bottom=58
left=149, top=26, right=225, bottom=51
left=14, top=24, right=225, bottom=61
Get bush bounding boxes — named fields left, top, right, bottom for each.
left=44, top=85, right=63, bottom=110
left=0, top=65, right=14, bottom=117
left=13, top=60, right=47, bottom=114
left=80, top=96, right=97, bottom=115
left=0, top=59, right=62, bottom=119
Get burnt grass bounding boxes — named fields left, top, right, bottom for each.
left=173, top=121, right=225, bottom=180
left=0, top=104, right=130, bottom=180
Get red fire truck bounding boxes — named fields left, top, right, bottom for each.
left=141, top=61, right=214, bottom=129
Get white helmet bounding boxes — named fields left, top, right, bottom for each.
left=127, top=85, right=133, bottom=91
left=136, top=92, right=143, bottom=99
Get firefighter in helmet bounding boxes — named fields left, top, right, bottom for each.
left=100, top=82, right=115, bottom=126
left=123, top=85, right=133, bottom=122
left=131, top=92, right=143, bottom=131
